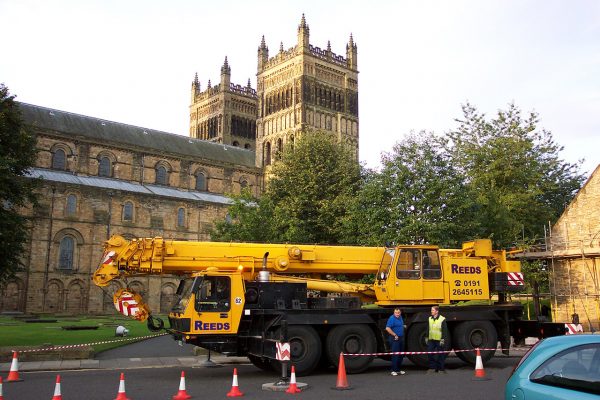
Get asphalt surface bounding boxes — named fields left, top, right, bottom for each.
left=0, top=334, right=248, bottom=373
left=1, top=357, right=519, bottom=400
left=0, top=333, right=530, bottom=374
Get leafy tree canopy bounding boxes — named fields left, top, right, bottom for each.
left=342, top=132, right=478, bottom=247
left=212, top=132, right=361, bottom=244
left=0, top=84, right=38, bottom=285
left=214, top=103, right=584, bottom=251
left=445, top=103, right=584, bottom=247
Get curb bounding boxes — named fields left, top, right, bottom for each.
left=0, top=356, right=251, bottom=373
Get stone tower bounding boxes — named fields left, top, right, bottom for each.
left=189, top=57, right=258, bottom=149
left=256, top=14, right=359, bottom=168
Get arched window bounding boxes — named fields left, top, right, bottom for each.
left=240, top=180, right=248, bottom=190
left=122, top=201, right=134, bottom=222
left=155, top=165, right=168, bottom=185
left=66, top=194, right=77, bottom=215
left=52, top=149, right=66, bottom=170
left=232, top=141, right=239, bottom=147
left=195, top=172, right=207, bottom=191
left=244, top=143, right=251, bottom=149
left=58, top=236, right=75, bottom=270
left=98, top=156, right=111, bottom=177
left=177, top=208, right=185, bottom=228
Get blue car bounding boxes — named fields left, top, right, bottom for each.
left=505, top=334, right=600, bottom=399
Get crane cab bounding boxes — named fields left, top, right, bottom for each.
left=169, top=270, right=246, bottom=337
left=374, top=245, right=445, bottom=305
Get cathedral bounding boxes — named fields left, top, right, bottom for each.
left=0, top=15, right=359, bottom=315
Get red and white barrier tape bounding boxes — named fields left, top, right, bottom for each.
left=343, top=347, right=503, bottom=357
left=14, top=332, right=167, bottom=353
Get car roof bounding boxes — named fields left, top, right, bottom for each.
left=518, top=335, right=600, bottom=374
left=537, top=334, right=600, bottom=348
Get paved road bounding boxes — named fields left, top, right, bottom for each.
left=94, top=334, right=195, bottom=359
left=1, top=335, right=527, bottom=399
left=2, top=356, right=517, bottom=400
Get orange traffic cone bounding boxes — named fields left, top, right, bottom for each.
left=52, top=375, right=62, bottom=400
left=226, top=368, right=243, bottom=397
left=285, top=365, right=301, bottom=394
left=172, top=371, right=192, bottom=400
left=6, top=351, right=23, bottom=382
left=472, top=348, right=490, bottom=381
left=332, top=352, right=352, bottom=390
left=114, top=372, right=131, bottom=400
left=0, top=376, right=4, bottom=400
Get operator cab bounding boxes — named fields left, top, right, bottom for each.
left=169, top=271, right=245, bottom=336
left=374, top=245, right=444, bottom=304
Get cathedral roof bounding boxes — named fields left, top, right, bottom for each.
left=17, top=102, right=256, bottom=169
left=28, top=167, right=234, bottom=205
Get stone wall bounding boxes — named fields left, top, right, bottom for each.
left=549, top=165, right=600, bottom=329
left=0, top=110, right=261, bottom=317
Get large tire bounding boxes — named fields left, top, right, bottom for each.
left=452, top=321, right=497, bottom=365
left=406, top=323, right=429, bottom=368
left=325, top=324, right=376, bottom=374
left=248, top=354, right=274, bottom=372
left=270, top=325, right=322, bottom=376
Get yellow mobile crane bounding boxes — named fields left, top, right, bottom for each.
left=93, top=235, right=565, bottom=375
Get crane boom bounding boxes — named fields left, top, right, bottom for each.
left=92, top=235, right=386, bottom=287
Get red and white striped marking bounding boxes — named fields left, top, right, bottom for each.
left=114, top=291, right=140, bottom=318
left=343, top=347, right=502, bottom=357
left=276, top=342, right=291, bottom=361
left=507, top=272, right=524, bottom=286
left=101, top=251, right=116, bottom=265
left=565, top=323, right=583, bottom=334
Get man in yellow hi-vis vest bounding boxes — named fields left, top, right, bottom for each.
left=425, top=305, right=450, bottom=373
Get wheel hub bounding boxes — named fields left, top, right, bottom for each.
left=469, top=330, right=485, bottom=347
left=344, top=336, right=361, bottom=354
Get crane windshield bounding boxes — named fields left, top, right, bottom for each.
left=377, top=248, right=395, bottom=282
left=171, top=277, right=197, bottom=312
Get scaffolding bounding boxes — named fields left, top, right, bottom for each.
left=510, top=230, right=600, bottom=332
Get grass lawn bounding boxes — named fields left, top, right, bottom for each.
left=0, top=314, right=167, bottom=354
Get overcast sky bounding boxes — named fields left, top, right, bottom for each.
left=2, top=0, right=599, bottom=176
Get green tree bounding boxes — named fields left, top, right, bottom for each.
left=343, top=132, right=477, bottom=247
left=0, top=84, right=38, bottom=285
left=211, top=190, right=276, bottom=243
left=446, top=103, right=584, bottom=247
left=213, top=133, right=362, bottom=244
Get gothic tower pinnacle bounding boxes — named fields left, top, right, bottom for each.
left=297, top=13, right=310, bottom=51
left=258, top=35, right=269, bottom=71
left=220, top=56, right=231, bottom=88
left=191, top=72, right=200, bottom=102
left=346, top=33, right=357, bottom=70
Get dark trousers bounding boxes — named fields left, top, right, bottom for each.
left=389, top=336, right=405, bottom=372
left=427, top=340, right=447, bottom=371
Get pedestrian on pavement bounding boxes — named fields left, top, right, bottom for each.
left=425, top=305, right=450, bottom=373
left=385, top=307, right=405, bottom=376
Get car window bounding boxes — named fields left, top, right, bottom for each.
left=530, top=344, right=600, bottom=396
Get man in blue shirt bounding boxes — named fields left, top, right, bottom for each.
left=385, top=307, right=405, bottom=375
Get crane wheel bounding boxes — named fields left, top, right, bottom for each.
left=452, top=321, right=497, bottom=365
left=406, top=323, right=430, bottom=368
left=326, top=324, right=376, bottom=374
left=270, top=325, right=321, bottom=376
